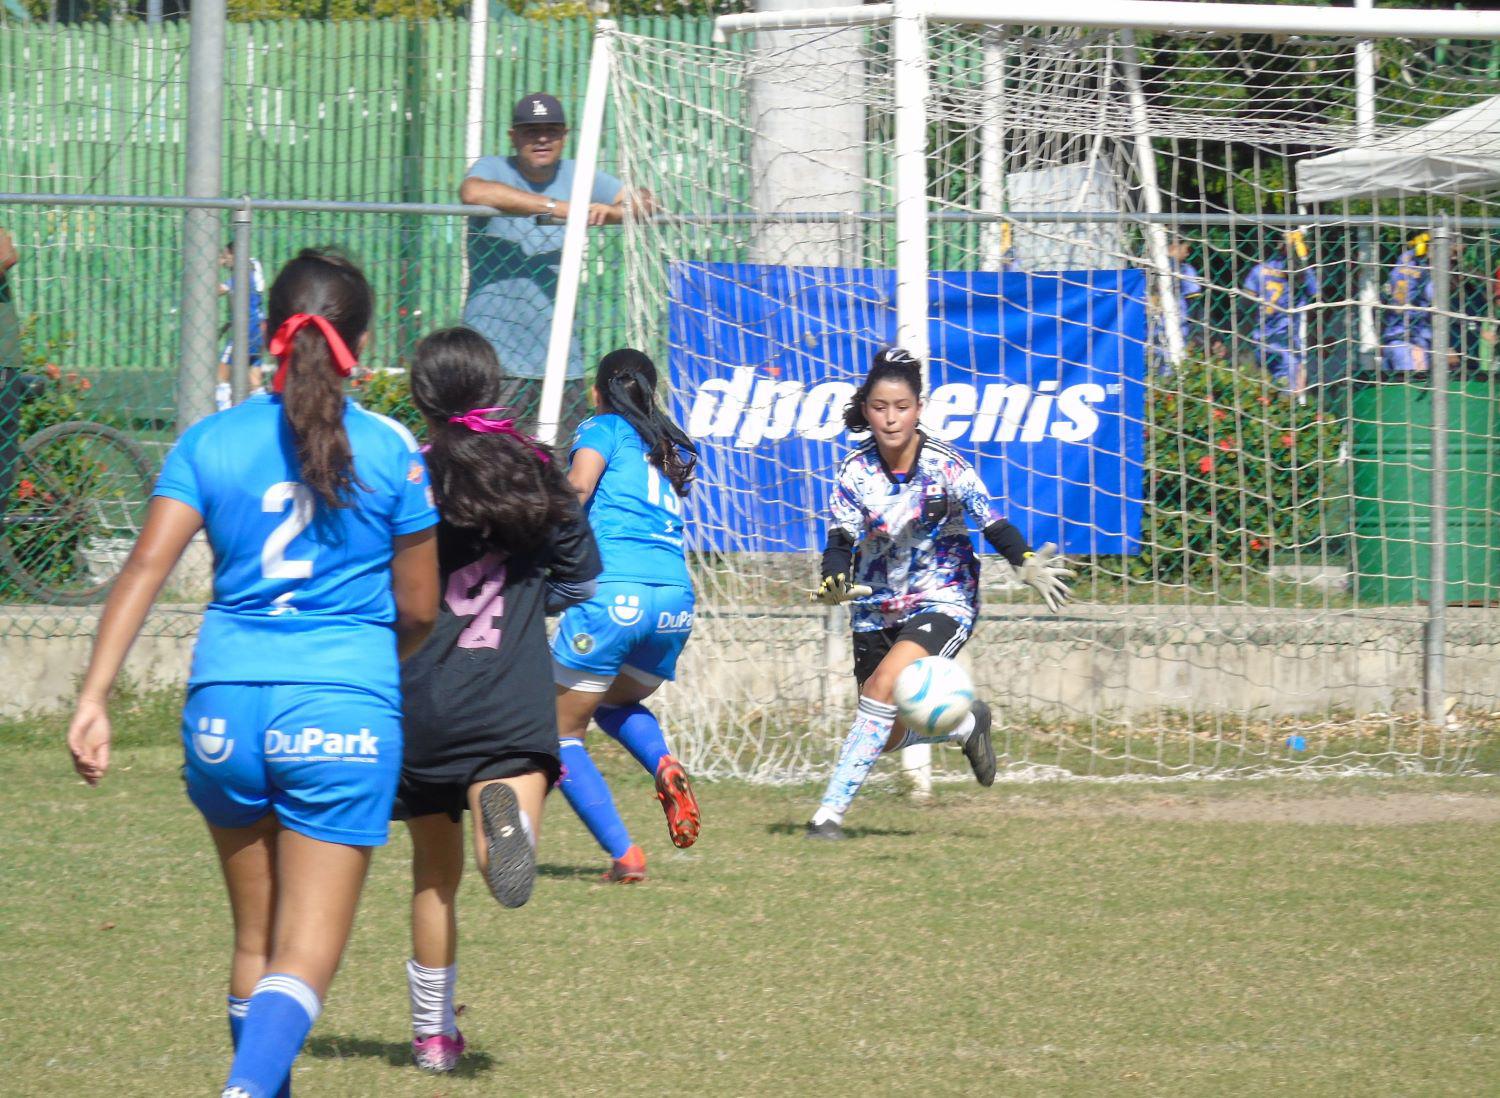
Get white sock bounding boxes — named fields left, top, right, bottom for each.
left=518, top=807, right=537, bottom=852
left=406, top=959, right=457, bottom=1039
left=947, top=712, right=977, bottom=746
left=811, top=804, right=844, bottom=827
left=214, top=382, right=232, bottom=411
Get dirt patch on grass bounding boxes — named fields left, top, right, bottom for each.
left=989, top=792, right=1500, bottom=826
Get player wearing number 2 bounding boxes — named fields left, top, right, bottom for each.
left=806, top=348, right=1074, bottom=841
left=66, top=249, right=441, bottom=1098
left=394, top=328, right=601, bottom=1073
left=551, top=348, right=702, bottom=882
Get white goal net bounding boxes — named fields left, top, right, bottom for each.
left=600, top=6, right=1500, bottom=784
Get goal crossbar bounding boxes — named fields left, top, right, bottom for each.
left=714, top=0, right=1500, bottom=43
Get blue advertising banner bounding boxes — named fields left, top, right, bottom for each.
left=668, top=261, right=1147, bottom=555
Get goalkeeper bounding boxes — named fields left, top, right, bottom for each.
left=805, top=348, right=1074, bottom=841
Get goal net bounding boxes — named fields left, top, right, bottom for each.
left=601, top=8, right=1500, bottom=783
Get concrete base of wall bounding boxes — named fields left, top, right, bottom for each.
left=7, top=600, right=1498, bottom=723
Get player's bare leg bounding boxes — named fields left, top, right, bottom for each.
left=405, top=813, right=466, bottom=1072
left=468, top=770, right=547, bottom=908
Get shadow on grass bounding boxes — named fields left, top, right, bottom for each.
left=304, top=1033, right=496, bottom=1075
left=764, top=821, right=917, bottom=839
left=536, top=862, right=604, bottom=880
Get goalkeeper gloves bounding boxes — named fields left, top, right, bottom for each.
left=810, top=573, right=873, bottom=605
left=1014, top=542, right=1076, bottom=614
left=1287, top=229, right=1309, bottom=261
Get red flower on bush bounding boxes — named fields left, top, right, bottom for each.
left=44, top=363, right=60, bottom=380
left=1281, top=433, right=1295, bottom=447
left=1250, top=538, right=1265, bottom=551
left=1257, top=395, right=1272, bottom=406
left=79, top=378, right=92, bottom=391
left=1197, top=455, right=1214, bottom=475
left=1211, top=408, right=1227, bottom=421
left=1217, top=438, right=1235, bottom=451
left=17, top=478, right=35, bottom=500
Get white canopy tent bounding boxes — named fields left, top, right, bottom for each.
left=1297, top=95, right=1500, bottom=204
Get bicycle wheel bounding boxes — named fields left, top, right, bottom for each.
left=0, top=421, right=155, bottom=605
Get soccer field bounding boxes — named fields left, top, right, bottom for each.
left=4, top=703, right=1499, bottom=1097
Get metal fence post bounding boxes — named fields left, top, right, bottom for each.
left=230, top=200, right=252, bottom=404
left=1424, top=216, right=1451, bottom=724
left=175, top=0, right=226, bottom=433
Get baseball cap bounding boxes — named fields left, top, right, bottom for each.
left=513, top=93, right=566, bottom=127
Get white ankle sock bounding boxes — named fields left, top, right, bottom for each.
left=948, top=712, right=977, bottom=745
left=406, top=959, right=457, bottom=1039
left=811, top=805, right=844, bottom=826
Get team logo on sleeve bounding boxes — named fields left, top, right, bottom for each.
left=572, top=632, right=595, bottom=655
left=407, top=461, right=424, bottom=484
left=607, top=593, right=643, bottom=626
left=192, top=717, right=234, bottom=764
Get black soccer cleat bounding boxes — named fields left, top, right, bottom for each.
left=479, top=782, right=536, bottom=909
left=804, top=818, right=846, bottom=841
left=962, top=700, right=996, bottom=787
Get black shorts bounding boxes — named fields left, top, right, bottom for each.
left=391, top=751, right=559, bottom=823
left=852, top=611, right=970, bottom=687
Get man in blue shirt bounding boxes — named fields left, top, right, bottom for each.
left=459, top=92, right=648, bottom=437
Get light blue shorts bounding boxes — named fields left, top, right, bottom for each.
left=182, top=682, right=402, bottom=846
left=551, top=582, right=694, bottom=690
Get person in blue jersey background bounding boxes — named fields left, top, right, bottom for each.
left=66, top=249, right=440, bottom=1098
left=1380, top=232, right=1457, bottom=376
left=1243, top=230, right=1319, bottom=392
left=551, top=348, right=702, bottom=883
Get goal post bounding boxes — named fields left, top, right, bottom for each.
left=576, top=3, right=1500, bottom=784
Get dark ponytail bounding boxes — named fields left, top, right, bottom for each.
left=594, top=348, right=697, bottom=497
left=265, top=248, right=372, bottom=510
left=842, top=346, right=924, bottom=432
left=410, top=327, right=576, bottom=556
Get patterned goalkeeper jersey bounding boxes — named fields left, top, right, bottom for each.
left=829, top=433, right=1006, bottom=632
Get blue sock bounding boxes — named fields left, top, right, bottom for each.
left=227, top=995, right=249, bottom=1049
left=223, top=974, right=320, bottom=1098
left=559, top=737, right=633, bottom=859
left=812, top=697, right=897, bottom=825
left=594, top=703, right=671, bottom=776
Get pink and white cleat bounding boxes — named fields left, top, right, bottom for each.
left=412, top=1030, right=466, bottom=1073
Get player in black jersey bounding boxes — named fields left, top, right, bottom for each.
left=393, top=327, right=601, bottom=1072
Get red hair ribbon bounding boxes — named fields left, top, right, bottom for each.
left=268, top=313, right=360, bottom=394
left=447, top=406, right=551, bottom=463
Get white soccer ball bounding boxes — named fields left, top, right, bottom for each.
left=894, top=656, right=975, bottom=736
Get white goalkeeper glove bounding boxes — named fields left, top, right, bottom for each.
left=810, top=573, right=873, bottom=606
left=1015, top=542, right=1075, bottom=614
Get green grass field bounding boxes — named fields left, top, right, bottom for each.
left=3, top=700, right=1499, bottom=1097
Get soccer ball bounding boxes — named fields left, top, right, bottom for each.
left=894, top=656, right=975, bottom=736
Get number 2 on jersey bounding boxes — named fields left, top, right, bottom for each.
left=262, top=481, right=316, bottom=579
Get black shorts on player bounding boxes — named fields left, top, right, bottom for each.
left=393, top=752, right=561, bottom=824
left=851, top=610, right=970, bottom=688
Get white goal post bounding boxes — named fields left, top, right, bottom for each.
left=549, top=1, right=1500, bottom=785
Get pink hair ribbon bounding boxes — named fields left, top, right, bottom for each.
left=268, top=313, right=360, bottom=394
left=447, top=406, right=551, bottom=463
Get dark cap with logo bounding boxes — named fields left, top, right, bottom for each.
left=513, top=93, right=566, bottom=127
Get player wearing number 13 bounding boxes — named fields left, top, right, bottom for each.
left=551, top=349, right=703, bottom=882
left=66, top=249, right=441, bottom=1098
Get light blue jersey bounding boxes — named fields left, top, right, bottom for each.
left=570, top=413, right=690, bottom=588
left=154, top=393, right=439, bottom=703
left=462, top=155, right=624, bottom=379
